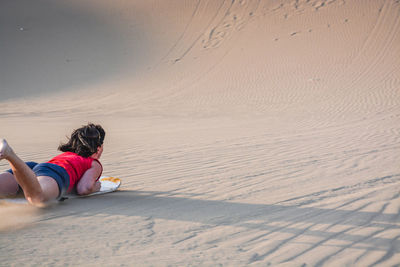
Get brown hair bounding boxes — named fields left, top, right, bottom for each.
left=58, top=123, right=105, bottom=157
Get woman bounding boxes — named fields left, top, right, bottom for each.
left=0, top=123, right=105, bottom=206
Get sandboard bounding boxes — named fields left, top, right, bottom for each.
left=1, top=176, right=121, bottom=204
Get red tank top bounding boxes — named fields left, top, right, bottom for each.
left=48, top=152, right=102, bottom=192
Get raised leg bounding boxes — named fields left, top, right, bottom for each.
left=0, top=139, right=59, bottom=205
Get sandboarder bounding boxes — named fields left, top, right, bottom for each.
left=0, top=123, right=105, bottom=206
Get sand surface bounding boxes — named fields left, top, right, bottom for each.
left=1, top=0, right=399, bottom=266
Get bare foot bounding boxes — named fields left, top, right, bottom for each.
left=0, top=139, right=12, bottom=160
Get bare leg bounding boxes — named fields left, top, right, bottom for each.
left=0, top=172, right=19, bottom=197
left=0, top=139, right=59, bottom=205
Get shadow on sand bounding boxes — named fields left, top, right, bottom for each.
left=0, top=0, right=149, bottom=101
left=38, top=188, right=400, bottom=265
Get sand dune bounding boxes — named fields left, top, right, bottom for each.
left=1, top=0, right=399, bottom=266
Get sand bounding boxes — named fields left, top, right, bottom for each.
left=0, top=0, right=399, bottom=266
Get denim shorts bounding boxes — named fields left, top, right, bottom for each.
left=6, top=161, right=70, bottom=199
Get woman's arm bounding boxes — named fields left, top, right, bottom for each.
left=76, top=160, right=102, bottom=195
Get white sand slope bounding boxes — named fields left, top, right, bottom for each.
left=0, top=0, right=399, bottom=266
